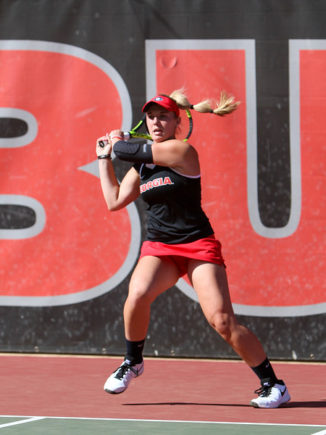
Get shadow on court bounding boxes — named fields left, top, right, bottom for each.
left=1, top=354, right=325, bottom=427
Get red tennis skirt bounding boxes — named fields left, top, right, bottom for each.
left=139, top=235, right=225, bottom=277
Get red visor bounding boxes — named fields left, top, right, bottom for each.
left=142, top=95, right=180, bottom=116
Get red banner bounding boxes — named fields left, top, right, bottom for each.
left=0, top=41, right=139, bottom=304
left=1, top=39, right=326, bottom=317
left=147, top=39, right=326, bottom=315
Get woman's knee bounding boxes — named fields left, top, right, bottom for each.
left=206, top=312, right=235, bottom=342
left=126, top=282, right=153, bottom=308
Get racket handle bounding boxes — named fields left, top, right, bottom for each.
left=98, top=139, right=108, bottom=148
left=123, top=132, right=131, bottom=140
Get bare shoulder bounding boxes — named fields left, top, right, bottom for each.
left=175, top=139, right=199, bottom=159
left=159, top=138, right=196, bottom=154
left=170, top=140, right=200, bottom=175
left=151, top=138, right=200, bottom=175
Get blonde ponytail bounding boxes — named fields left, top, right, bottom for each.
left=169, top=88, right=239, bottom=116
left=212, top=91, right=240, bottom=116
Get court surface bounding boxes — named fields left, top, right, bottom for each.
left=1, top=354, right=325, bottom=434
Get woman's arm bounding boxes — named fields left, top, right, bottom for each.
left=151, top=139, right=200, bottom=176
left=98, top=161, right=140, bottom=211
left=96, top=134, right=140, bottom=211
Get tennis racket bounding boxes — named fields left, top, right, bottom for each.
left=123, top=108, right=193, bottom=142
left=99, top=108, right=194, bottom=147
left=123, top=115, right=150, bottom=140
left=98, top=116, right=149, bottom=148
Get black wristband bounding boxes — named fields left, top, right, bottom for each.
left=98, top=154, right=111, bottom=160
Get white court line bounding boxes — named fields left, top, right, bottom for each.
left=311, top=430, right=326, bottom=435
left=0, top=415, right=325, bottom=428
left=0, top=417, right=44, bottom=429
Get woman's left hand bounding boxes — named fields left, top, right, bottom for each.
left=108, top=129, right=124, bottom=144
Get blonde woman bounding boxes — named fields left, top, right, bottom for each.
left=96, top=90, right=290, bottom=408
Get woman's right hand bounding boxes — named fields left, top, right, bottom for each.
left=96, top=134, right=112, bottom=158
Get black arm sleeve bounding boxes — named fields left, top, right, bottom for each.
left=113, top=140, right=153, bottom=163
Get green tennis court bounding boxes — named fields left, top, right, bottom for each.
left=0, top=416, right=325, bottom=434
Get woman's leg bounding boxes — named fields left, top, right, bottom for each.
left=104, top=255, right=180, bottom=394
left=188, top=260, right=290, bottom=409
left=188, top=260, right=266, bottom=367
left=124, top=255, right=181, bottom=341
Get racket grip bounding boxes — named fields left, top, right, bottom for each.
left=123, top=132, right=131, bottom=140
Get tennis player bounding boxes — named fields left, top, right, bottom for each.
left=96, top=90, right=290, bottom=408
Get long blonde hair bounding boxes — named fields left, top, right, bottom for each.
left=168, top=88, right=239, bottom=116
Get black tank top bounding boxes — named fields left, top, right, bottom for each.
left=135, top=163, right=214, bottom=244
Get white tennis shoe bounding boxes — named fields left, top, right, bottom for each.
left=250, top=380, right=290, bottom=408
left=104, top=360, right=144, bottom=394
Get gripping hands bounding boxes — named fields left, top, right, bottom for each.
left=96, top=130, right=123, bottom=159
